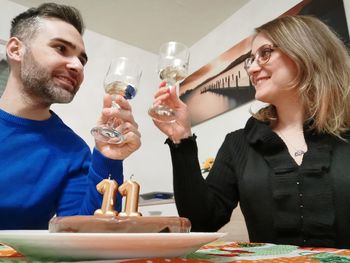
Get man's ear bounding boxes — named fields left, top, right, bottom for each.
left=6, top=37, right=25, bottom=62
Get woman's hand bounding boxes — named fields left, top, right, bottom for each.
left=151, top=82, right=192, bottom=143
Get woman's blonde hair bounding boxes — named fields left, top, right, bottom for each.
left=253, top=15, right=350, bottom=138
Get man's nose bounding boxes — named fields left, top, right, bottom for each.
left=67, top=56, right=84, bottom=73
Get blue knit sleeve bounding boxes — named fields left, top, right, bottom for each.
left=56, top=147, right=123, bottom=216
left=87, top=148, right=124, bottom=212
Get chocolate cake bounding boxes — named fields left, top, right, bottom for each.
left=49, top=215, right=191, bottom=233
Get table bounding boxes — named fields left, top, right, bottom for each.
left=1, top=241, right=350, bottom=262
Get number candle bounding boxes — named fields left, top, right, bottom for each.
left=118, top=179, right=142, bottom=216
left=94, top=178, right=118, bottom=216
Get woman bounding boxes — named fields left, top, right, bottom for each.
left=151, top=15, right=350, bottom=248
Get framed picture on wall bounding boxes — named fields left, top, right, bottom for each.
left=179, top=0, right=349, bottom=126
left=0, top=39, right=9, bottom=96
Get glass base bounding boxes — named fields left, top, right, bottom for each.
left=148, top=105, right=177, bottom=123
left=91, top=126, right=124, bottom=144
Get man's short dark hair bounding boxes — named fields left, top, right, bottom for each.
left=11, top=3, right=85, bottom=42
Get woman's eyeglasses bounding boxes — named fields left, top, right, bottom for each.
left=244, top=44, right=278, bottom=72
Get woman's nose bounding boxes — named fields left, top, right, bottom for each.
left=246, top=59, right=261, bottom=76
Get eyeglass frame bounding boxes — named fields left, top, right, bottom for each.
left=244, top=44, right=278, bottom=72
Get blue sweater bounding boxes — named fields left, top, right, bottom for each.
left=0, top=109, right=123, bottom=229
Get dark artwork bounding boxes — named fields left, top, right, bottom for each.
left=0, top=59, right=9, bottom=97
left=180, top=0, right=349, bottom=126
left=298, top=0, right=349, bottom=48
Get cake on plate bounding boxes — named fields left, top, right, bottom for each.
left=49, top=178, right=191, bottom=233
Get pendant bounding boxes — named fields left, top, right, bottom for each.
left=294, top=150, right=305, bottom=157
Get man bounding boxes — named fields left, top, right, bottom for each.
left=0, top=3, right=141, bottom=229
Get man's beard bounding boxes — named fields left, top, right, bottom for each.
left=20, top=49, right=78, bottom=105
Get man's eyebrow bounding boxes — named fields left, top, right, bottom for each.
left=52, top=38, right=88, bottom=63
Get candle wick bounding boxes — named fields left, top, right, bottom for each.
left=108, top=174, right=111, bottom=180
left=130, top=174, right=134, bottom=180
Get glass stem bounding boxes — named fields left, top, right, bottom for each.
left=107, top=100, right=121, bottom=129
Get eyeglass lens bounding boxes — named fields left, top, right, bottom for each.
left=244, top=44, right=276, bottom=71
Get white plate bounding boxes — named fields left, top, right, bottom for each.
left=0, top=230, right=225, bottom=261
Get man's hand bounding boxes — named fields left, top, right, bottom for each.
left=95, top=94, right=141, bottom=160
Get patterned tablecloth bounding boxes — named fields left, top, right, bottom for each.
left=1, top=241, right=350, bottom=262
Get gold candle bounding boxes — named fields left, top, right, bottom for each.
left=94, top=178, right=118, bottom=216
left=118, top=179, right=142, bottom=217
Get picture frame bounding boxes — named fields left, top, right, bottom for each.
left=0, top=39, right=9, bottom=96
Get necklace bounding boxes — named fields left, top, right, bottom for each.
left=276, top=130, right=307, bottom=157
left=293, top=149, right=305, bottom=157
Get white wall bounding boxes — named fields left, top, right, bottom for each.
left=51, top=29, right=170, bottom=194
left=2, top=0, right=350, bottom=196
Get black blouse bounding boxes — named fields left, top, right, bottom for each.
left=168, top=117, right=350, bottom=248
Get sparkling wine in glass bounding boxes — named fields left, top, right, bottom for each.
left=148, top=41, right=189, bottom=123
left=91, top=57, right=142, bottom=144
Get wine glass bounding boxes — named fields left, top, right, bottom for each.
left=91, top=57, right=142, bottom=144
left=148, top=41, right=190, bottom=123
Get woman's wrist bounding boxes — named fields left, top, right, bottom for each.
left=171, top=130, right=193, bottom=144
left=168, top=133, right=196, bottom=146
